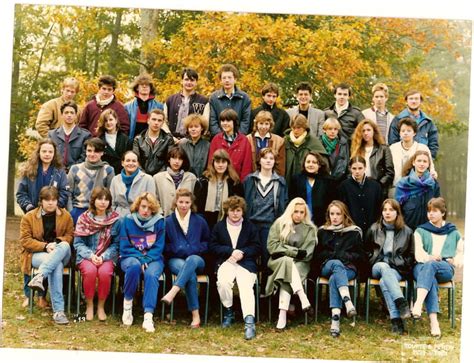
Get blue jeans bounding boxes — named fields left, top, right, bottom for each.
left=414, top=260, right=454, bottom=314
left=120, top=257, right=164, bottom=314
left=321, top=259, right=356, bottom=309
left=372, top=262, right=403, bottom=319
left=168, top=255, right=205, bottom=311
left=31, top=242, right=71, bottom=313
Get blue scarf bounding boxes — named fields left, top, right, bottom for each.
left=131, top=212, right=162, bottom=232
left=121, top=168, right=140, bottom=200
left=417, top=221, right=457, bottom=235
left=395, top=169, right=437, bottom=204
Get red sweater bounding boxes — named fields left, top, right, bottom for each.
left=79, top=96, right=130, bottom=137
left=208, top=132, right=253, bottom=182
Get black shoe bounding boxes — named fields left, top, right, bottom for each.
left=391, top=318, right=405, bottom=335
left=394, top=297, right=411, bottom=320
left=222, top=306, right=235, bottom=328
left=244, top=315, right=256, bottom=340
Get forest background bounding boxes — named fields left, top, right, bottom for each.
left=6, top=3, right=472, bottom=219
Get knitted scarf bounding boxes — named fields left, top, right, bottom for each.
left=167, top=167, right=185, bottom=189
left=417, top=221, right=457, bottom=236
left=84, top=160, right=108, bottom=189
left=131, top=212, right=162, bottom=233
left=321, top=223, right=363, bottom=238
left=289, top=131, right=307, bottom=148
left=74, top=210, right=120, bottom=256
left=95, top=94, right=114, bottom=107
left=395, top=169, right=437, bottom=204
left=321, top=134, right=338, bottom=155
left=121, top=168, right=140, bottom=200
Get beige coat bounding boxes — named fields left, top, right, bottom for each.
left=35, top=96, right=82, bottom=138
left=19, top=207, right=74, bottom=274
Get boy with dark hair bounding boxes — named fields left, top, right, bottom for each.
left=324, top=82, right=364, bottom=141
left=80, top=75, right=130, bottom=137
left=286, top=81, right=325, bottom=138
left=67, top=137, right=115, bottom=224
left=124, top=73, right=164, bottom=140
left=251, top=82, right=290, bottom=137
left=164, top=67, right=209, bottom=142
left=209, top=64, right=252, bottom=136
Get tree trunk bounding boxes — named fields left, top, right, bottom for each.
left=108, top=9, right=123, bottom=75
left=139, top=9, right=160, bottom=73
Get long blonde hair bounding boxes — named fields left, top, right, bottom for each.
left=275, top=197, right=315, bottom=241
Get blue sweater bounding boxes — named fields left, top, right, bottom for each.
left=164, top=213, right=209, bottom=259
left=119, top=214, right=165, bottom=265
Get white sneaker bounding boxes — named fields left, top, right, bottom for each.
left=142, top=316, right=155, bottom=333
left=122, top=307, right=133, bottom=326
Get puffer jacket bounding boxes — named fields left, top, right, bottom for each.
left=366, top=222, right=414, bottom=278
left=132, top=129, right=174, bottom=175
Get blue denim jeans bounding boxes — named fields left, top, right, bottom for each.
left=320, top=259, right=356, bottom=309
left=31, top=242, right=71, bottom=313
left=168, top=255, right=205, bottom=311
left=372, top=262, right=404, bottom=319
left=414, top=260, right=454, bottom=314
left=120, top=257, right=164, bottom=314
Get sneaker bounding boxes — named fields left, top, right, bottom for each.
left=142, top=317, right=155, bottom=333
left=28, top=273, right=45, bottom=292
left=122, top=307, right=133, bottom=326
left=53, top=311, right=69, bottom=325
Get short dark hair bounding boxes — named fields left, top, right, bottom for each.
left=88, top=187, right=112, bottom=214
left=296, top=81, right=312, bottom=94
left=427, top=197, right=447, bottom=220
left=218, top=64, right=239, bottom=79
left=397, top=117, right=418, bottom=133
left=38, top=186, right=59, bottom=203
left=261, top=82, right=279, bottom=96
left=404, top=89, right=423, bottom=101
left=349, top=155, right=366, bottom=167
left=98, top=75, right=117, bottom=90
left=302, top=151, right=329, bottom=175
left=84, top=138, right=106, bottom=153
left=219, top=108, right=239, bottom=129
left=167, top=146, right=190, bottom=171
left=149, top=108, right=166, bottom=119
left=60, top=101, right=78, bottom=114
left=121, top=150, right=139, bottom=162
left=181, top=68, right=199, bottom=81
left=334, top=83, right=352, bottom=96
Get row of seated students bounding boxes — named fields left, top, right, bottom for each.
left=20, top=181, right=462, bottom=340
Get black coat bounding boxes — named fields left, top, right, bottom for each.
left=365, top=222, right=414, bottom=279
left=324, top=103, right=364, bottom=141
left=338, top=177, right=383, bottom=235
left=367, top=144, right=394, bottom=196
left=100, top=131, right=132, bottom=175
left=209, top=219, right=260, bottom=273
left=193, top=176, right=244, bottom=230
left=290, top=173, right=332, bottom=227
left=314, top=228, right=367, bottom=275
left=132, top=129, right=174, bottom=175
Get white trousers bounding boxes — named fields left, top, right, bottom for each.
left=279, top=262, right=304, bottom=310
left=217, top=261, right=257, bottom=318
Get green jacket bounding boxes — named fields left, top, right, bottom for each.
left=284, top=130, right=328, bottom=186
left=265, top=220, right=317, bottom=296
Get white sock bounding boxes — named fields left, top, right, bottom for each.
left=124, top=299, right=133, bottom=310
left=276, top=309, right=287, bottom=329
left=338, top=286, right=354, bottom=312
left=144, top=312, right=153, bottom=321
left=331, top=308, right=341, bottom=331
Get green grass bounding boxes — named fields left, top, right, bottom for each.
left=1, top=227, right=463, bottom=361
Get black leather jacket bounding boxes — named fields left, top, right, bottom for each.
left=365, top=222, right=414, bottom=278
left=132, top=129, right=174, bottom=175
left=367, top=144, right=394, bottom=192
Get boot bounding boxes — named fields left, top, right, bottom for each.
left=394, top=297, right=411, bottom=319
left=390, top=318, right=405, bottom=335
left=222, top=306, right=235, bottom=328
left=244, top=315, right=256, bottom=340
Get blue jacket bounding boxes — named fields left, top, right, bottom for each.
left=73, top=216, right=121, bottom=265
left=124, top=98, right=164, bottom=140
left=209, top=86, right=252, bottom=136
left=164, top=212, right=209, bottom=259
left=388, top=109, right=439, bottom=159
left=243, top=171, right=288, bottom=222
left=16, top=167, right=69, bottom=213
left=209, top=219, right=260, bottom=273
left=119, top=214, right=165, bottom=265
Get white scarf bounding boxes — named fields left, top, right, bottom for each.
left=175, top=209, right=191, bottom=235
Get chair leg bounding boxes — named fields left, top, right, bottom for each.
left=353, top=280, right=358, bottom=324
left=111, top=272, right=116, bottom=317
left=314, top=279, right=320, bottom=323
left=29, top=284, right=34, bottom=314
left=204, top=278, right=209, bottom=325
left=255, top=279, right=260, bottom=323
left=67, top=269, right=72, bottom=314
left=161, top=274, right=166, bottom=321
left=450, top=285, right=455, bottom=328
left=365, top=280, right=371, bottom=324
left=76, top=272, right=82, bottom=315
